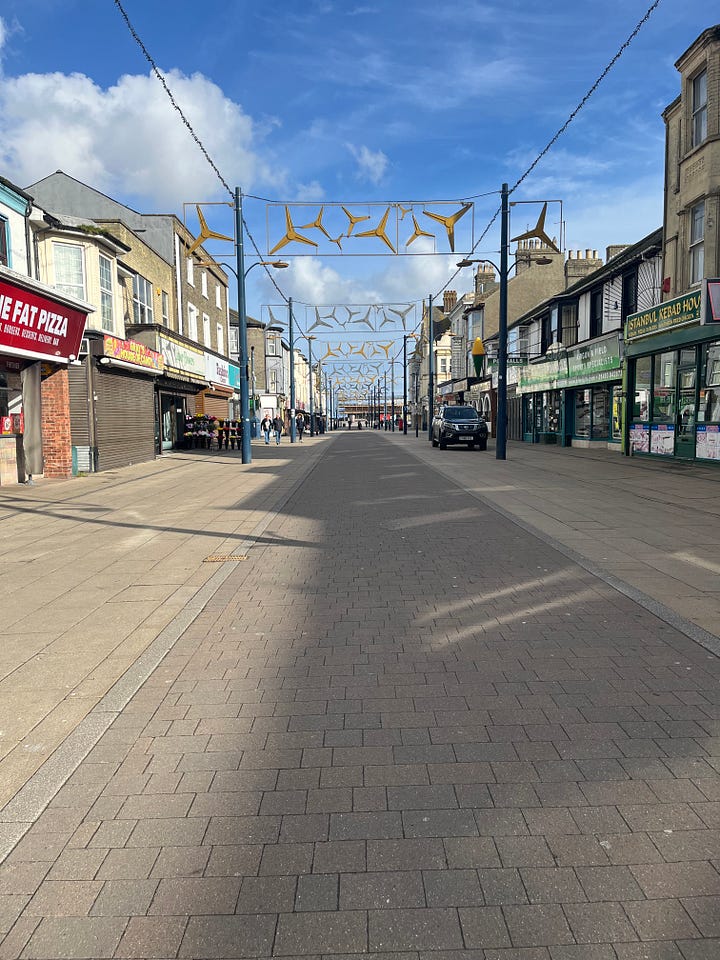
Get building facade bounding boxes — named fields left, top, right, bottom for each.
left=624, top=24, right=720, bottom=462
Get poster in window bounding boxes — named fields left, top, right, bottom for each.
left=696, top=424, right=720, bottom=460
left=629, top=423, right=649, bottom=453
left=650, top=423, right=674, bottom=455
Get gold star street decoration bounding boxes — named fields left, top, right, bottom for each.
left=265, top=201, right=476, bottom=256
left=184, top=203, right=234, bottom=257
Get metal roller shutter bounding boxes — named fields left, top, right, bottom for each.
left=201, top=394, right=232, bottom=420
left=94, top=366, right=156, bottom=471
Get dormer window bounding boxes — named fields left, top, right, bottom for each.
left=691, top=69, right=707, bottom=147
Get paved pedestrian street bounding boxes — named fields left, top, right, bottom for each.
left=1, top=431, right=719, bottom=960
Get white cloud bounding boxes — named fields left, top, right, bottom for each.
left=0, top=60, right=284, bottom=209
left=346, top=143, right=389, bottom=184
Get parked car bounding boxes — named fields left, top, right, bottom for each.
left=431, top=405, right=488, bottom=450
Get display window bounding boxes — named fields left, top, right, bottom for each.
left=572, top=386, right=610, bottom=439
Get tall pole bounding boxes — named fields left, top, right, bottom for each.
left=308, top=340, right=315, bottom=436
left=427, top=295, right=434, bottom=441
left=384, top=372, right=388, bottom=429
left=415, top=367, right=419, bottom=438
left=390, top=359, right=395, bottom=431
left=403, top=337, right=408, bottom=435
left=497, top=182, right=509, bottom=461
left=235, top=187, right=252, bottom=464
left=250, top=345, right=255, bottom=426
left=288, top=297, right=296, bottom=443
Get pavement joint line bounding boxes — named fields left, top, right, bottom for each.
left=0, top=438, right=333, bottom=864
left=402, top=436, right=720, bottom=661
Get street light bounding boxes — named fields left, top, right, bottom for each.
left=303, top=335, right=316, bottom=436
left=457, top=183, right=552, bottom=460
left=221, top=197, right=289, bottom=466
left=427, top=295, right=434, bottom=442
left=402, top=333, right=417, bottom=435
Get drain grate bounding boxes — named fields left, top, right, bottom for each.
left=203, top=554, right=249, bottom=563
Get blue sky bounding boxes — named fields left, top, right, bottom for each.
left=0, top=0, right=717, bottom=354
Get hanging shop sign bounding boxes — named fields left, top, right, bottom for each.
left=0, top=275, right=89, bottom=362
left=228, top=364, right=241, bottom=390
left=625, top=290, right=701, bottom=341
left=158, top=334, right=206, bottom=381
left=103, top=335, right=163, bottom=372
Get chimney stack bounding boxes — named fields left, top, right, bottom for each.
left=443, top=290, right=457, bottom=313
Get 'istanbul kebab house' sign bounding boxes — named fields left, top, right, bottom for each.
left=0, top=275, right=89, bottom=362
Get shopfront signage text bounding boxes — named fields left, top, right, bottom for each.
left=514, top=335, right=622, bottom=394
left=159, top=334, right=206, bottom=380
left=625, top=291, right=701, bottom=341
left=206, top=354, right=230, bottom=388
left=0, top=277, right=88, bottom=362
left=103, top=335, right=163, bottom=372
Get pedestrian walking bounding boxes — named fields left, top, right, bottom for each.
left=295, top=413, right=305, bottom=442
left=272, top=415, right=283, bottom=445
left=261, top=414, right=273, bottom=445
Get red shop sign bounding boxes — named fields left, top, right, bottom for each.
left=0, top=277, right=89, bottom=362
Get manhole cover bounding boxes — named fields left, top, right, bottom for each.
left=203, top=554, right=248, bottom=563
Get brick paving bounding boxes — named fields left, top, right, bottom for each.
left=1, top=431, right=719, bottom=959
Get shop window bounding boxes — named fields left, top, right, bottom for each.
left=543, top=391, right=561, bottom=433
left=652, top=351, right=677, bottom=422
left=700, top=344, right=720, bottom=423
left=53, top=242, right=85, bottom=300
left=689, top=201, right=704, bottom=285
left=692, top=69, right=707, bottom=147
left=612, top=385, right=623, bottom=440
left=575, top=389, right=591, bottom=438
left=633, top=356, right=651, bottom=420
left=0, top=217, right=8, bottom=267
left=99, top=254, right=114, bottom=332
left=592, top=388, right=610, bottom=439
left=132, top=273, right=154, bottom=324
left=589, top=288, right=603, bottom=339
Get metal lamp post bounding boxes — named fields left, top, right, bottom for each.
left=457, top=183, right=552, bottom=460
left=288, top=298, right=296, bottom=443
left=229, top=192, right=288, bottom=464
left=390, top=358, right=395, bottom=431
left=427, top=295, right=434, bottom=441
left=305, top=335, right=316, bottom=436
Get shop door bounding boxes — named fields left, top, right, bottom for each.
left=160, top=393, right=177, bottom=451
left=675, top=365, right=696, bottom=459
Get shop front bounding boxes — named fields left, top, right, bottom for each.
left=624, top=284, right=719, bottom=461
left=0, top=268, right=92, bottom=482
left=157, top=334, right=206, bottom=451
left=518, top=333, right=623, bottom=448
left=69, top=334, right=163, bottom=473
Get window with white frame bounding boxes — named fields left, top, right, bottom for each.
left=692, top=69, right=707, bottom=148
left=53, top=242, right=85, bottom=300
left=187, top=256, right=194, bottom=286
left=98, top=254, right=114, bottom=331
left=132, top=273, right=154, bottom=324
left=215, top=284, right=221, bottom=309
left=0, top=217, right=8, bottom=267
left=690, top=201, right=704, bottom=285
left=201, top=271, right=208, bottom=298
left=267, top=336, right=278, bottom=356
left=229, top=326, right=239, bottom=355
left=216, top=323, right=224, bottom=355
left=188, top=303, right=198, bottom=341
left=439, top=357, right=448, bottom=375
left=203, top=313, right=211, bottom=346
left=161, top=291, right=169, bottom=326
